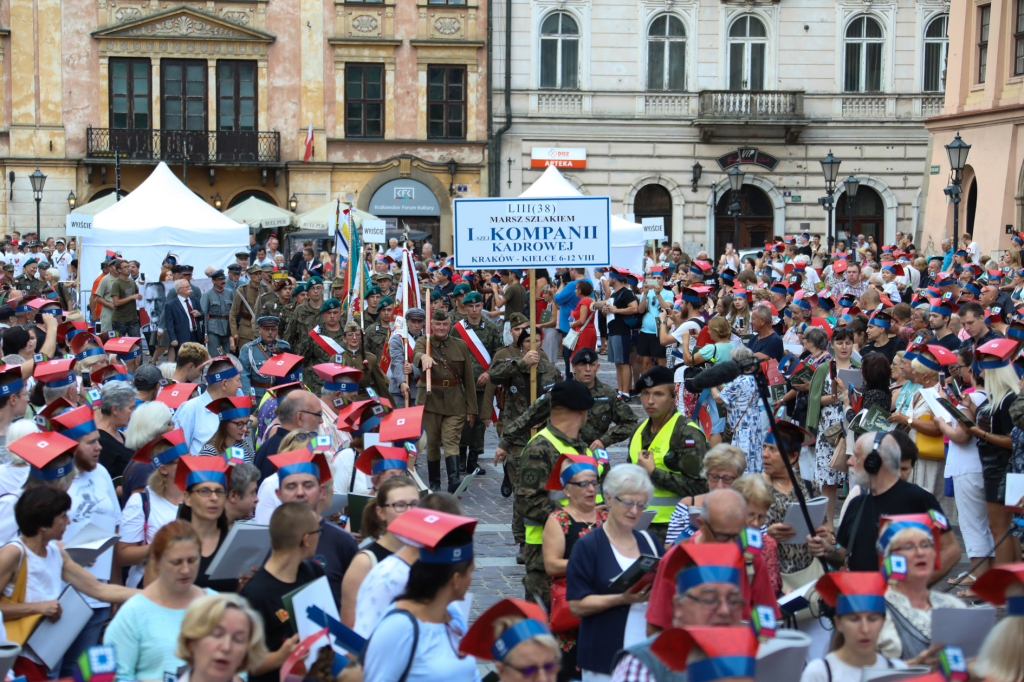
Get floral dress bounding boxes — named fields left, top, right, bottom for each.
left=809, top=352, right=845, bottom=487
left=549, top=507, right=608, bottom=652
left=719, top=375, right=763, bottom=473
left=767, top=478, right=821, bottom=576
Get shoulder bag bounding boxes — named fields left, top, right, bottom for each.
left=0, top=541, right=43, bottom=644
left=360, top=608, right=419, bottom=682
left=562, top=307, right=595, bottom=351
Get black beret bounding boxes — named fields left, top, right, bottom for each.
left=549, top=380, right=595, bottom=411
left=635, top=365, right=674, bottom=392
left=571, top=347, right=599, bottom=365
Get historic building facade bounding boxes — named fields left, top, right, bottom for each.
left=492, top=0, right=948, bottom=256
left=0, top=0, right=489, bottom=248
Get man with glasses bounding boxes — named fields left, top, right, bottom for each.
left=174, top=355, right=244, bottom=454
left=252, top=390, right=326, bottom=481
left=515, top=379, right=595, bottom=606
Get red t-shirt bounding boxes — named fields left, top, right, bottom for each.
left=646, top=539, right=780, bottom=629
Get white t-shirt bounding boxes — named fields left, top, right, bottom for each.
left=253, top=474, right=282, bottom=526
left=967, top=241, right=981, bottom=264
left=354, top=554, right=412, bottom=637
left=801, top=653, right=906, bottom=682
left=67, top=465, right=120, bottom=607
left=120, top=486, right=180, bottom=587
left=0, top=465, right=28, bottom=497
left=944, top=391, right=985, bottom=477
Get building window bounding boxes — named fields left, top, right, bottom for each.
left=979, top=4, right=990, bottom=83
left=427, top=66, right=465, bottom=139
left=844, top=16, right=883, bottom=92
left=540, top=12, right=579, bottom=89
left=727, top=16, right=767, bottom=91
left=428, top=0, right=465, bottom=5
left=345, top=64, right=384, bottom=138
left=217, top=61, right=256, bottom=132
left=924, top=15, right=948, bottom=92
left=110, top=58, right=151, bottom=129
left=162, top=59, right=207, bottom=131
left=1015, top=0, right=1024, bottom=75
left=647, top=15, right=686, bottom=91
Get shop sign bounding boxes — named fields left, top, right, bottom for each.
left=368, top=179, right=441, bottom=216
left=716, top=147, right=780, bottom=171
left=453, top=196, right=610, bottom=268
left=530, top=148, right=587, bottom=169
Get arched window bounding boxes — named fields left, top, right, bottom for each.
left=540, top=13, right=579, bottom=89
left=728, top=16, right=767, bottom=91
left=647, top=15, right=686, bottom=91
left=924, top=15, right=948, bottom=92
left=845, top=16, right=883, bottom=92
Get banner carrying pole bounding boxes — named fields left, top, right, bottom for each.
left=530, top=269, right=537, bottom=405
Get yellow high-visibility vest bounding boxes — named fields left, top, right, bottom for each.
left=628, top=413, right=695, bottom=523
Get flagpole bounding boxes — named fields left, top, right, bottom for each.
left=425, top=285, right=432, bottom=395
left=530, top=269, right=537, bottom=404
left=359, top=242, right=365, bottom=332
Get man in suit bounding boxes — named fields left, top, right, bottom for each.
left=166, top=278, right=202, bottom=349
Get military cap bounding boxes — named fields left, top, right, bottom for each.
left=257, top=316, right=280, bottom=327
left=571, top=347, right=599, bottom=365
left=319, top=298, right=341, bottom=313
left=211, top=269, right=226, bottom=280
left=308, top=276, right=324, bottom=286
left=463, top=292, right=483, bottom=305
left=635, top=365, right=674, bottom=392
left=379, top=296, right=395, bottom=309
left=430, top=291, right=443, bottom=302
left=246, top=264, right=262, bottom=275
left=406, top=307, right=426, bottom=321
left=549, top=380, right=595, bottom=411
left=434, top=309, right=450, bottom=322
left=181, top=265, right=194, bottom=273
left=2, top=264, right=12, bottom=272
left=227, top=263, right=242, bottom=273
left=453, top=283, right=472, bottom=296
left=344, top=321, right=362, bottom=334
left=293, top=281, right=308, bottom=295
left=372, top=272, right=393, bottom=282
left=261, top=263, right=275, bottom=272
left=506, top=312, right=528, bottom=328
left=366, top=286, right=382, bottom=297
left=235, top=251, right=250, bottom=259
left=331, top=277, right=346, bottom=289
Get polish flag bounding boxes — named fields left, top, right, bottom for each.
left=302, top=122, right=314, bottom=162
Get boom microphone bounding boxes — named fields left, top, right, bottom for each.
left=685, top=358, right=759, bottom=393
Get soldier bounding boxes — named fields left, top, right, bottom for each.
left=374, top=272, right=394, bottom=298
left=14, top=258, right=43, bottom=294
left=429, top=290, right=446, bottom=318
left=280, top=280, right=306, bottom=334
left=488, top=324, right=562, bottom=563
left=238, top=315, right=292, bottom=401
left=329, top=277, right=346, bottom=303
left=225, top=263, right=243, bottom=295
left=355, top=285, right=383, bottom=326
left=201, top=269, right=233, bottom=358
left=284, top=275, right=325, bottom=349
left=258, top=271, right=292, bottom=322
left=303, top=304, right=390, bottom=397
left=448, top=283, right=471, bottom=325
left=413, top=309, right=477, bottom=493
left=229, top=264, right=264, bottom=353
left=1, top=263, right=15, bottom=290
left=388, top=307, right=425, bottom=408
left=452, top=290, right=502, bottom=476
left=628, top=365, right=708, bottom=542
left=514, top=380, right=595, bottom=605
left=363, top=296, right=394, bottom=359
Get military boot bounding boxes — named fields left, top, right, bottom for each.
left=427, top=459, right=441, bottom=492
left=458, top=446, right=467, bottom=474
left=445, top=456, right=462, bottom=494
left=466, top=451, right=485, bottom=476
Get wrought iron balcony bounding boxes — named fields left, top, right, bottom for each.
left=86, top=128, right=281, bottom=164
left=698, top=90, right=804, bottom=120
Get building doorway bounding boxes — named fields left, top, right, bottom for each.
left=836, top=186, right=885, bottom=245
left=966, top=178, right=978, bottom=235
left=714, top=184, right=772, bottom=259
left=634, top=184, right=673, bottom=244
left=227, top=190, right=278, bottom=208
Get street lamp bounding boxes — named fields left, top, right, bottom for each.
left=289, top=193, right=298, bottom=212
left=843, top=174, right=859, bottom=249
left=727, top=166, right=745, bottom=259
left=819, top=150, right=841, bottom=251
left=691, top=162, right=703, bottom=193
left=945, top=132, right=971, bottom=248
left=212, top=193, right=223, bottom=210
left=67, top=191, right=76, bottom=211
left=29, top=168, right=46, bottom=240
left=448, top=158, right=458, bottom=196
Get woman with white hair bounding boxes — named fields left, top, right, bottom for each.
left=665, top=444, right=747, bottom=545
left=97, top=380, right=138, bottom=479
left=120, top=401, right=175, bottom=504
left=566, top=464, right=662, bottom=681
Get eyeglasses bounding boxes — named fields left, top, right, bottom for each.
left=682, top=593, right=746, bottom=610
left=191, top=488, right=226, bottom=498
left=892, top=541, right=934, bottom=554
left=299, top=410, right=324, bottom=423
left=703, top=520, right=740, bottom=543
left=383, top=500, right=419, bottom=512
left=566, top=480, right=599, bottom=490
left=229, top=419, right=249, bottom=429
left=503, top=661, right=559, bottom=678
left=614, top=496, right=647, bottom=511
left=707, top=474, right=737, bottom=485
left=304, top=526, right=324, bottom=539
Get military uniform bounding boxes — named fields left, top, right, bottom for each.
left=258, top=291, right=287, bottom=321
left=453, top=316, right=503, bottom=473
left=363, top=321, right=390, bottom=360
left=316, top=342, right=390, bottom=399
left=229, top=279, right=264, bottom=349
left=413, top=326, right=477, bottom=492
left=449, top=308, right=467, bottom=326
left=284, top=299, right=324, bottom=349
left=14, top=274, right=43, bottom=294
left=201, top=282, right=234, bottom=357
left=239, top=338, right=293, bottom=400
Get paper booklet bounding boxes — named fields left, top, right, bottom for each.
left=26, top=586, right=92, bottom=669
left=204, top=522, right=271, bottom=580
left=931, top=606, right=996, bottom=658
left=780, top=497, right=829, bottom=545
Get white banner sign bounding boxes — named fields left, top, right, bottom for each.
left=362, top=218, right=386, bottom=244
left=641, top=217, right=665, bottom=241
left=453, top=196, right=610, bottom=268
left=65, top=214, right=94, bottom=237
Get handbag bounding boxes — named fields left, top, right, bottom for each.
left=549, top=577, right=579, bottom=633
left=562, top=308, right=595, bottom=351
left=914, top=414, right=945, bottom=461
left=0, top=542, right=42, bottom=645
left=828, top=436, right=849, bottom=473
left=823, top=422, right=845, bottom=448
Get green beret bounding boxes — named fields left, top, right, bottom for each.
left=293, top=282, right=308, bottom=294
left=366, top=286, right=382, bottom=297
left=23, top=259, right=38, bottom=267
left=430, top=291, right=443, bottom=302
left=453, top=283, right=472, bottom=296
left=308, top=276, right=324, bottom=286
left=319, top=298, right=341, bottom=313
left=463, top=292, right=483, bottom=305
left=379, top=296, right=395, bottom=309
left=433, top=310, right=450, bottom=322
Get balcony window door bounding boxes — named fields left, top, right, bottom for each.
left=647, top=15, right=686, bottom=91
left=844, top=16, right=884, bottom=92
left=728, top=16, right=766, bottom=91
left=217, top=61, right=258, bottom=162
left=162, top=59, right=207, bottom=161
left=540, top=12, right=579, bottom=89
left=924, top=15, right=948, bottom=92
left=109, top=58, right=152, bottom=159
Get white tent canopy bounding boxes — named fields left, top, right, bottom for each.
left=81, top=162, right=248, bottom=297
left=294, top=199, right=377, bottom=234
left=520, top=166, right=646, bottom=274
left=223, top=196, right=295, bottom=231
left=72, top=193, right=119, bottom=216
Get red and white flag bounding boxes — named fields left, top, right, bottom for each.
left=397, top=248, right=421, bottom=361
left=379, top=329, right=393, bottom=375
left=308, top=326, right=344, bottom=356
left=302, top=122, right=314, bottom=162
left=453, top=321, right=499, bottom=422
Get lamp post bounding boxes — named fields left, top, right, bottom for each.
left=448, top=158, right=458, bottom=196
left=843, top=175, right=859, bottom=250
left=67, top=191, right=76, bottom=211
left=727, top=166, right=745, bottom=260
left=819, top=150, right=841, bottom=252
left=944, top=132, right=971, bottom=248
left=29, top=168, right=46, bottom=240
left=289, top=194, right=298, bottom=212
left=212, top=193, right=223, bottom=211
left=691, top=162, right=703, bottom=193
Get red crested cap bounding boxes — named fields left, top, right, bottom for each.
left=458, top=599, right=550, bottom=661
left=103, top=337, right=142, bottom=354
left=833, top=259, right=848, bottom=273
left=27, top=298, right=61, bottom=312
left=49, top=404, right=96, bottom=436
left=354, top=445, right=410, bottom=476
left=70, top=332, right=102, bottom=356
left=977, top=338, right=1018, bottom=360
left=205, top=395, right=251, bottom=417
left=972, top=562, right=1024, bottom=605
left=132, top=428, right=187, bottom=465
left=90, top=364, right=128, bottom=386
left=156, top=383, right=198, bottom=409
left=32, top=358, right=76, bottom=384
left=37, top=397, right=77, bottom=422
left=378, top=405, right=424, bottom=443
left=386, top=507, right=477, bottom=550
left=174, top=455, right=231, bottom=492
left=923, top=345, right=958, bottom=366
left=57, top=321, right=88, bottom=343
left=312, top=363, right=362, bottom=383
left=9, top=431, right=78, bottom=471
left=545, top=452, right=600, bottom=490
left=649, top=626, right=758, bottom=673
left=815, top=572, right=887, bottom=607
left=268, top=448, right=332, bottom=483
left=877, top=513, right=947, bottom=570
left=660, top=542, right=743, bottom=589
left=259, top=352, right=304, bottom=379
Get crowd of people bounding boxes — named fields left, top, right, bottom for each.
left=0, top=224, right=1021, bottom=682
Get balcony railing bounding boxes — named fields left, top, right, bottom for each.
left=698, top=90, right=804, bottom=120
left=86, top=128, right=281, bottom=164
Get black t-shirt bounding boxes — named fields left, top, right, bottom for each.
left=932, top=331, right=962, bottom=353
left=254, top=431, right=287, bottom=482
left=960, top=328, right=1005, bottom=353
left=99, top=430, right=134, bottom=480
left=195, top=526, right=243, bottom=594
left=861, top=336, right=900, bottom=363
left=240, top=559, right=325, bottom=682
left=607, top=287, right=638, bottom=336
left=316, top=519, right=359, bottom=606
left=747, top=332, right=784, bottom=361
left=836, top=478, right=947, bottom=571
left=977, top=393, right=1015, bottom=462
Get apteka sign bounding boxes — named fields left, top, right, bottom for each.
left=453, top=196, right=610, bottom=269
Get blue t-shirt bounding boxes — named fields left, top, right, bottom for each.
left=641, top=289, right=673, bottom=334
left=554, top=277, right=593, bottom=333
left=746, top=332, right=784, bottom=361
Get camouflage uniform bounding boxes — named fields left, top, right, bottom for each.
left=258, top=292, right=288, bottom=322
left=454, top=316, right=503, bottom=472
left=514, top=423, right=589, bottom=606
left=363, top=321, right=390, bottom=360
left=14, top=274, right=43, bottom=294
left=486, top=348, right=562, bottom=543
left=284, top=299, right=324, bottom=350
